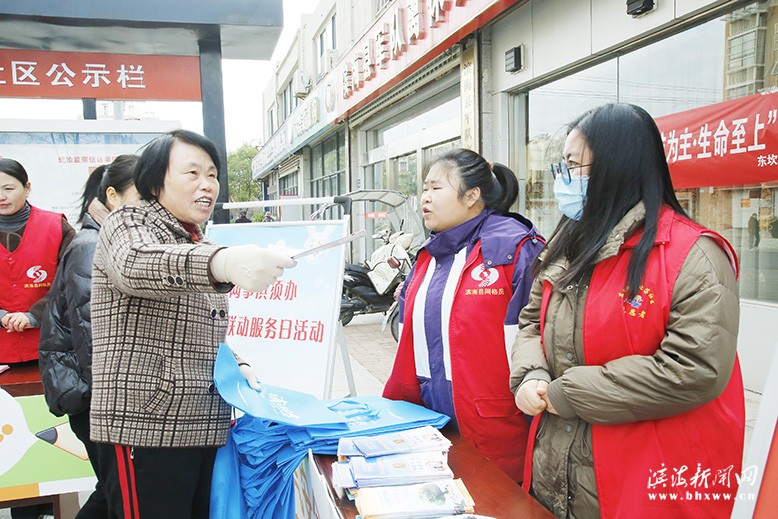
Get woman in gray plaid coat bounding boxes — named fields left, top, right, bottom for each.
left=89, top=130, right=294, bottom=519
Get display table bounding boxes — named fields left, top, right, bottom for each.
left=0, top=362, right=44, bottom=397
left=0, top=362, right=84, bottom=519
left=314, top=428, right=555, bottom=519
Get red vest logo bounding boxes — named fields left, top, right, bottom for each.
left=618, top=285, right=656, bottom=319
left=470, top=264, right=499, bottom=287
left=26, top=265, right=48, bottom=284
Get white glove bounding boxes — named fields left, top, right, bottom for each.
left=210, top=245, right=296, bottom=293
left=238, top=361, right=263, bottom=391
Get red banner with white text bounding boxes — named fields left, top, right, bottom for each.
left=0, top=49, right=201, bottom=101
left=655, top=91, right=778, bottom=188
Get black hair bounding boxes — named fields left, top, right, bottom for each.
left=98, top=155, right=138, bottom=206
left=79, top=165, right=107, bottom=223
left=134, top=129, right=221, bottom=201
left=0, top=158, right=29, bottom=185
left=78, top=155, right=138, bottom=223
left=537, top=103, right=687, bottom=299
left=429, top=148, right=518, bottom=214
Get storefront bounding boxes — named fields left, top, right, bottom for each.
left=253, top=0, right=516, bottom=257
left=350, top=52, right=463, bottom=209
left=489, top=0, right=777, bottom=390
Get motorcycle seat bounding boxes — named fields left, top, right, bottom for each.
left=346, top=263, right=371, bottom=275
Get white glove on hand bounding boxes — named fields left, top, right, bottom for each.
left=238, top=361, right=263, bottom=391
left=211, top=245, right=296, bottom=293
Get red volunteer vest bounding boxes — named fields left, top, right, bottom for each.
left=0, top=206, right=64, bottom=362
left=524, top=207, right=744, bottom=518
left=383, top=241, right=529, bottom=481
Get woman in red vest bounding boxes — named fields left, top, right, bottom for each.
left=510, top=104, right=744, bottom=518
left=384, top=148, right=544, bottom=482
left=0, top=158, right=75, bottom=364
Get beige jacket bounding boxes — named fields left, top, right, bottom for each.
left=509, top=202, right=739, bottom=518
left=90, top=200, right=232, bottom=448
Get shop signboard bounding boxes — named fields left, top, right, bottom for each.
left=655, top=90, right=778, bottom=188
left=334, top=0, right=518, bottom=119
left=0, top=48, right=201, bottom=101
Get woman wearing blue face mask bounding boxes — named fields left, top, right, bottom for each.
left=509, top=103, right=744, bottom=518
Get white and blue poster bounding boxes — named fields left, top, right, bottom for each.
left=0, top=119, right=174, bottom=225
left=207, top=220, right=347, bottom=397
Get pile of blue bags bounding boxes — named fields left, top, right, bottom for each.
left=209, top=345, right=450, bottom=519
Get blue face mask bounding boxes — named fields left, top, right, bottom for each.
left=553, top=174, right=588, bottom=220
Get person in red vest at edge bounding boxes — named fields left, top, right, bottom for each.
left=383, top=148, right=545, bottom=482
left=0, top=158, right=75, bottom=361
left=0, top=157, right=75, bottom=519
left=511, top=103, right=744, bottom=518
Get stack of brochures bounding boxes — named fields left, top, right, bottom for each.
left=333, top=425, right=453, bottom=489
left=332, top=450, right=454, bottom=488
left=331, top=426, right=474, bottom=518
left=354, top=478, right=475, bottom=519
left=336, top=425, right=452, bottom=459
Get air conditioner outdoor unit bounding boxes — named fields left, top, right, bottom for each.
left=293, top=69, right=311, bottom=98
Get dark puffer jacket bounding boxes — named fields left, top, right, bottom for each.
left=39, top=214, right=100, bottom=416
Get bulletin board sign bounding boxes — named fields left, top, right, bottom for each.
left=0, top=390, right=96, bottom=501
left=0, top=119, right=174, bottom=224
left=207, top=220, right=348, bottom=398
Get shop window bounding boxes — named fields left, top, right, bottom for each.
left=280, top=80, right=298, bottom=122
left=375, top=0, right=391, bottom=17
left=316, top=13, right=337, bottom=79
left=423, top=139, right=461, bottom=167
left=525, top=1, right=778, bottom=303
left=388, top=152, right=418, bottom=209
left=279, top=172, right=298, bottom=197
left=309, top=132, right=346, bottom=200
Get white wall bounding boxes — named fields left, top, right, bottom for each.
left=738, top=301, right=778, bottom=393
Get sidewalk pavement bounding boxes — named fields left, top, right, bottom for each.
left=330, top=313, right=396, bottom=397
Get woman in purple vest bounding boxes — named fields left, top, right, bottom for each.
left=384, top=148, right=544, bottom=482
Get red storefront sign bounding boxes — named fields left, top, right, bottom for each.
left=334, top=0, right=518, bottom=121
left=0, top=49, right=201, bottom=101
left=655, top=91, right=778, bottom=188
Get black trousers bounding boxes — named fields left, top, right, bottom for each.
left=94, top=443, right=217, bottom=519
left=68, top=409, right=113, bottom=519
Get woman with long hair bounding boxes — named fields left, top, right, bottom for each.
left=39, top=155, right=140, bottom=518
left=511, top=103, right=744, bottom=518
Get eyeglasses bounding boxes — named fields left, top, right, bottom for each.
left=550, top=162, right=591, bottom=185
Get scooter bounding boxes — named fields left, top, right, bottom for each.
left=339, top=231, right=413, bottom=326
left=309, top=189, right=425, bottom=327
left=380, top=255, right=409, bottom=342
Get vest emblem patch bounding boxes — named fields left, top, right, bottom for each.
left=618, top=285, right=655, bottom=319
left=470, top=264, right=499, bottom=287
left=26, top=265, right=48, bottom=284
